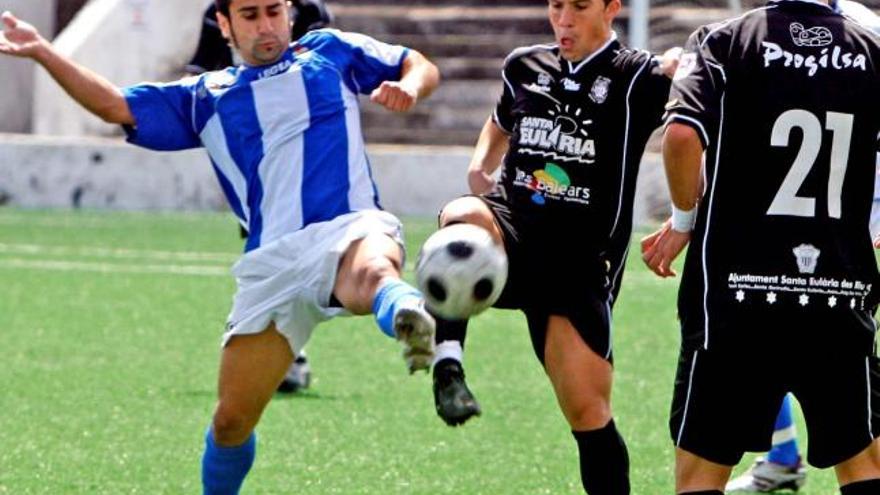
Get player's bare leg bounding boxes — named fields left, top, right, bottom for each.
left=204, top=323, right=294, bottom=494
left=213, top=324, right=294, bottom=445
left=428, top=197, right=504, bottom=425
left=333, top=233, right=435, bottom=372
left=835, top=439, right=880, bottom=492
left=438, top=196, right=505, bottom=245
left=543, top=315, right=628, bottom=494
left=675, top=448, right=733, bottom=494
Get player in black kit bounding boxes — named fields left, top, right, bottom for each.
left=427, top=0, right=675, bottom=493
left=642, top=1, right=880, bottom=494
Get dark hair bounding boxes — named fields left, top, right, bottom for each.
left=215, top=0, right=296, bottom=17
left=215, top=0, right=231, bottom=17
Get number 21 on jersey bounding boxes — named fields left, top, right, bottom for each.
left=767, top=109, right=853, bottom=219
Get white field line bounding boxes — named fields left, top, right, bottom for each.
left=0, top=243, right=239, bottom=263
left=0, top=258, right=229, bottom=277
left=0, top=213, right=230, bottom=230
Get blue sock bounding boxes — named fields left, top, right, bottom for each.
left=372, top=279, right=423, bottom=338
left=767, top=394, right=800, bottom=467
left=201, top=428, right=256, bottom=495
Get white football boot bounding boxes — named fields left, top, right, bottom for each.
left=726, top=457, right=807, bottom=493
left=393, top=300, right=436, bottom=373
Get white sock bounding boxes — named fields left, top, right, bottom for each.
left=433, top=340, right=463, bottom=366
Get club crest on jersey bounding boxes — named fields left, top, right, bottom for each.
left=589, top=76, right=611, bottom=104
left=792, top=244, right=821, bottom=274
left=789, top=22, right=833, bottom=47
left=673, top=52, right=697, bottom=81
left=204, top=71, right=237, bottom=91
left=538, top=72, right=552, bottom=86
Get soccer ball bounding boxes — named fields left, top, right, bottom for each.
left=415, top=224, right=508, bottom=320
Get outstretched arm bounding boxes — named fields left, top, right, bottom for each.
left=370, top=49, right=440, bottom=112
left=640, top=123, right=703, bottom=277
left=467, top=117, right=509, bottom=195
left=0, top=11, right=134, bottom=125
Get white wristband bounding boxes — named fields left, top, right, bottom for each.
left=671, top=205, right=697, bottom=233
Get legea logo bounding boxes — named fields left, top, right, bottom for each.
left=259, top=59, right=294, bottom=79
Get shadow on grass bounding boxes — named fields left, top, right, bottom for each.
left=176, top=389, right=339, bottom=401
left=273, top=390, right=338, bottom=401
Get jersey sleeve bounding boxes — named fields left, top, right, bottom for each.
left=303, top=30, right=409, bottom=95
left=664, top=25, right=727, bottom=148
left=121, top=78, right=202, bottom=151
left=492, top=55, right=518, bottom=135
left=871, top=163, right=880, bottom=240
left=636, top=54, right=673, bottom=130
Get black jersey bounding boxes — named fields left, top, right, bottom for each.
left=491, top=36, right=670, bottom=267
left=666, top=0, right=880, bottom=349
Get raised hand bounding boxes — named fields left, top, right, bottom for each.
left=0, top=11, right=47, bottom=59
left=370, top=81, right=418, bottom=112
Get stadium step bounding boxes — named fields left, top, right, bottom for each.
left=331, top=5, right=552, bottom=37
left=390, top=34, right=549, bottom=59
left=364, top=127, right=477, bottom=146
left=331, top=0, right=539, bottom=5
left=330, top=0, right=880, bottom=145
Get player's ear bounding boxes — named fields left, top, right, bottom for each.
left=604, top=0, right=621, bottom=22
left=216, top=8, right=232, bottom=42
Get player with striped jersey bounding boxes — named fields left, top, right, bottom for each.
left=0, top=1, right=440, bottom=493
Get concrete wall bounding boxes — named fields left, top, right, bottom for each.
left=0, top=1, right=56, bottom=133
left=0, top=136, right=474, bottom=214
left=32, top=0, right=206, bottom=136
left=0, top=134, right=224, bottom=210
left=0, top=135, right=669, bottom=226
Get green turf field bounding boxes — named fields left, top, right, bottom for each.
left=0, top=208, right=840, bottom=494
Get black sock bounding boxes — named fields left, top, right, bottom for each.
left=572, top=419, right=630, bottom=495
left=679, top=491, right=723, bottom=495
left=841, top=479, right=880, bottom=494
left=433, top=312, right=468, bottom=345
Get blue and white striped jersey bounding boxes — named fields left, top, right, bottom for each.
left=122, top=29, right=409, bottom=252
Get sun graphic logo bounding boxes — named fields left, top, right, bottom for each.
left=528, top=163, right=570, bottom=205
left=518, top=104, right=596, bottom=164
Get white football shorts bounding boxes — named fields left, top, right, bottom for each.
left=223, top=210, right=405, bottom=354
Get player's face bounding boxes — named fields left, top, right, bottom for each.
left=548, top=0, right=620, bottom=62
left=218, top=0, right=292, bottom=66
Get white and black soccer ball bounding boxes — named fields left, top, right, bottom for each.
left=415, top=224, right=508, bottom=320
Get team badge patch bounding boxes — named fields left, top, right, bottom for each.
left=792, top=244, right=821, bottom=274
left=674, top=52, right=697, bottom=81
left=789, top=22, right=833, bottom=47
left=205, top=71, right=237, bottom=90
left=589, top=76, right=611, bottom=104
